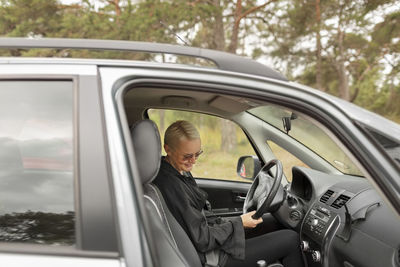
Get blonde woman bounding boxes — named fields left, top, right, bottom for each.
left=153, top=120, right=303, bottom=267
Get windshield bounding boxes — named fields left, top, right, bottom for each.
left=249, top=105, right=363, bottom=176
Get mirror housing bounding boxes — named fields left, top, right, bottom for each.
left=236, top=156, right=262, bottom=180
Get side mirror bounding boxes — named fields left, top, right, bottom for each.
left=236, top=156, right=262, bottom=180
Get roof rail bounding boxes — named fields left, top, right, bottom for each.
left=0, top=38, right=287, bottom=81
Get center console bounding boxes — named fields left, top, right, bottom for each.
left=300, top=203, right=340, bottom=266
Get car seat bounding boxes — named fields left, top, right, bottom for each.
left=130, top=120, right=202, bottom=267
left=130, top=120, right=284, bottom=267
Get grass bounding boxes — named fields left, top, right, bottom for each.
left=192, top=146, right=254, bottom=183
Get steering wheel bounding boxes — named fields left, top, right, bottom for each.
left=243, top=159, right=283, bottom=219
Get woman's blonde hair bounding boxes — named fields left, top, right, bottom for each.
left=164, top=120, right=200, bottom=149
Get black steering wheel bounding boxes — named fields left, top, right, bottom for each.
left=243, top=159, right=283, bottom=219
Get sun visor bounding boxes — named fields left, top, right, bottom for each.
left=162, top=96, right=197, bottom=108
left=208, top=96, right=251, bottom=114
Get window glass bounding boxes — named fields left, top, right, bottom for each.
left=249, top=105, right=363, bottom=176
left=267, top=141, right=309, bottom=182
left=148, top=109, right=255, bottom=183
left=0, top=81, right=75, bottom=246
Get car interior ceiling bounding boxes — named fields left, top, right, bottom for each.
left=123, top=86, right=263, bottom=125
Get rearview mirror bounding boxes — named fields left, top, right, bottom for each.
left=282, top=112, right=297, bottom=134
left=236, top=156, right=262, bottom=180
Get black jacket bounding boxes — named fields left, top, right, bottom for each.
left=153, top=157, right=245, bottom=265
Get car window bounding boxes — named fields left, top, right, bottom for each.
left=0, top=81, right=75, bottom=246
left=249, top=105, right=363, bottom=176
left=148, top=109, right=255, bottom=183
left=267, top=141, right=309, bottom=182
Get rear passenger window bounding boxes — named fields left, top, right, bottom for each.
left=0, top=81, right=75, bottom=246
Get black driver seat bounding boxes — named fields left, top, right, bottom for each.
left=130, top=120, right=202, bottom=267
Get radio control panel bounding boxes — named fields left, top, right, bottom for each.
left=302, top=204, right=336, bottom=245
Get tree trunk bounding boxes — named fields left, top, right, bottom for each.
left=108, top=0, right=121, bottom=24
left=337, top=28, right=350, bottom=101
left=214, top=0, right=277, bottom=151
left=315, top=0, right=324, bottom=91
left=228, top=0, right=242, bottom=53
left=220, top=119, right=237, bottom=152
left=212, top=0, right=226, bottom=50
left=209, top=0, right=237, bottom=152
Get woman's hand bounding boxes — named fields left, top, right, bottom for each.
left=240, top=211, right=263, bottom=228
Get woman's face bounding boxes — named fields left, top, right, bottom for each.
left=165, top=137, right=202, bottom=174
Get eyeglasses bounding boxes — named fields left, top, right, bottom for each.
left=182, top=150, right=203, bottom=161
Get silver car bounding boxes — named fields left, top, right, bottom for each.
left=0, top=38, right=399, bottom=267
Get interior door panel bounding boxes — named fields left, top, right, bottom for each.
left=195, top=178, right=285, bottom=236
left=195, top=178, right=250, bottom=217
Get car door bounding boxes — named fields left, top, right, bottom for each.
left=0, top=65, right=121, bottom=266
left=101, top=62, right=400, bottom=267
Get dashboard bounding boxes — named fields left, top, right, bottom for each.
left=276, top=166, right=400, bottom=267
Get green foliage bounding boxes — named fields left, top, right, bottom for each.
left=372, top=11, right=400, bottom=45
left=343, top=33, right=368, bottom=50
left=266, top=0, right=400, bottom=120
left=0, top=0, right=399, bottom=121
left=353, top=67, right=387, bottom=112
left=251, top=47, right=264, bottom=60
left=0, top=0, right=61, bottom=37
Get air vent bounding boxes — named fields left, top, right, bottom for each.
left=331, top=194, right=351, bottom=209
left=320, top=190, right=334, bottom=203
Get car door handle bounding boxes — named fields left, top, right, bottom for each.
left=235, top=196, right=246, bottom=202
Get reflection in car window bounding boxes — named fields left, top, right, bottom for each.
left=249, top=105, right=363, bottom=176
left=148, top=109, right=255, bottom=183
left=0, top=81, right=75, bottom=245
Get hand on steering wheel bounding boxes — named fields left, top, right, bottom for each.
left=243, top=159, right=283, bottom=219
left=241, top=211, right=263, bottom=228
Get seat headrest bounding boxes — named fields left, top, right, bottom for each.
left=130, top=120, right=161, bottom=185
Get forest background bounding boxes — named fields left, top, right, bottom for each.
left=0, top=0, right=399, bottom=122
left=0, top=0, right=399, bottom=180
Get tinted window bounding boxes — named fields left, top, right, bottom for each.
left=0, top=81, right=75, bottom=246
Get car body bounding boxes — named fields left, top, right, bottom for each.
left=0, top=38, right=399, bottom=267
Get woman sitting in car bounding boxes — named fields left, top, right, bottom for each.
left=153, top=120, right=304, bottom=267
